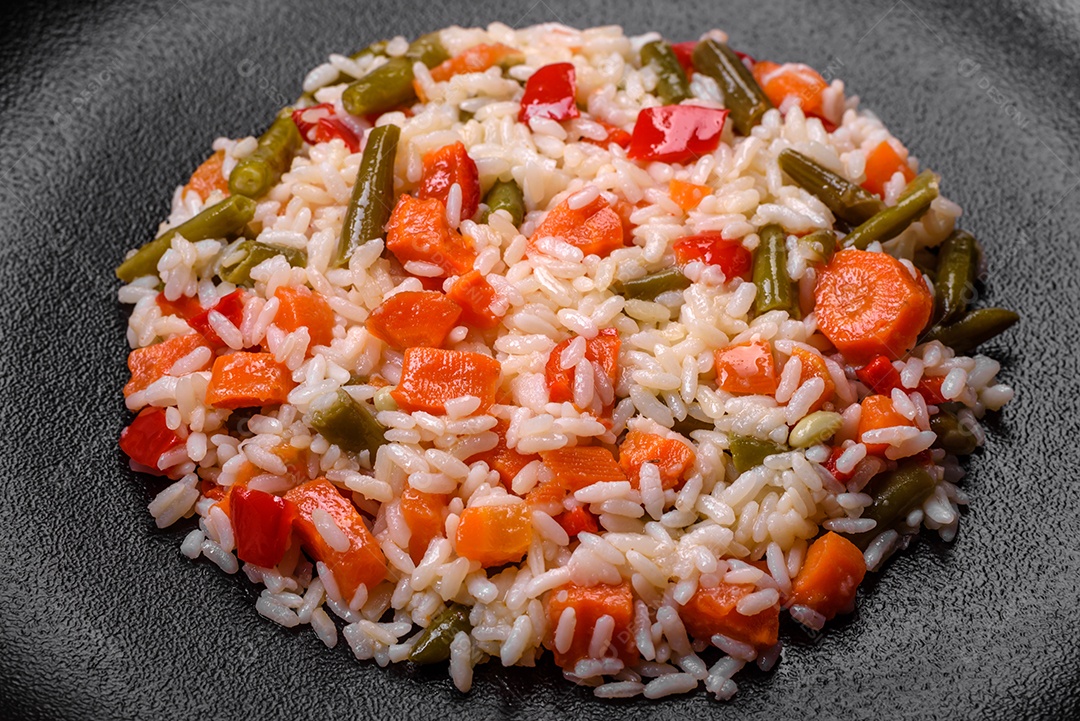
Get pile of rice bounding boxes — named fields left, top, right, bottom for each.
left=117, top=22, right=1014, bottom=700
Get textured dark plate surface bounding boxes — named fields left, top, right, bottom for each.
left=2, top=0, right=1079, bottom=718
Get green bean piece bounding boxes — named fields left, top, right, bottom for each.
left=788, top=411, right=843, bottom=448
left=672, top=412, right=715, bottom=436
left=309, top=389, right=386, bottom=457
left=799, top=229, right=837, bottom=264
left=616, top=267, right=691, bottom=301
left=641, top=40, right=691, bottom=105
left=341, top=33, right=448, bottom=116
left=753, top=224, right=796, bottom=315
left=777, top=150, right=886, bottom=226
left=729, top=435, right=787, bottom=474
left=481, top=179, right=525, bottom=226
left=219, top=240, right=306, bottom=286
left=116, top=195, right=257, bottom=282
left=930, top=411, right=980, bottom=456
left=317, top=39, right=390, bottom=92
left=228, top=110, right=302, bottom=200
left=924, top=307, right=1019, bottom=353
left=408, top=603, right=472, bottom=665
left=933, top=230, right=979, bottom=325
left=691, top=39, right=772, bottom=135
left=849, top=462, right=937, bottom=548
left=336, top=123, right=400, bottom=267
left=842, top=170, right=939, bottom=250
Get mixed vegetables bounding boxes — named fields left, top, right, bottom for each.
left=116, top=26, right=1018, bottom=682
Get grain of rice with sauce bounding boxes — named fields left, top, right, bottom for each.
left=115, top=22, right=1017, bottom=701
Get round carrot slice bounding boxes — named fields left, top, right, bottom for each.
left=814, top=249, right=932, bottom=363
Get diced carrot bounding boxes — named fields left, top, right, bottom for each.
left=365, top=290, right=463, bottom=350
left=545, top=328, right=620, bottom=405
left=669, top=178, right=712, bottom=211
left=386, top=194, right=477, bottom=277
left=417, top=141, right=481, bottom=220
left=789, top=531, right=866, bottom=620
left=390, top=347, right=502, bottom=414
left=183, top=150, right=229, bottom=201
left=528, top=195, right=625, bottom=258
left=466, top=418, right=538, bottom=488
left=400, top=487, right=448, bottom=564
left=857, top=394, right=917, bottom=455
left=862, top=140, right=915, bottom=198
left=124, top=333, right=211, bottom=397
left=581, top=119, right=632, bottom=150
left=447, top=270, right=500, bottom=330
left=555, top=506, right=599, bottom=538
left=156, top=292, right=202, bottom=320
left=188, top=289, right=245, bottom=348
left=540, top=446, right=626, bottom=492
left=790, top=346, right=836, bottom=413
left=751, top=61, right=829, bottom=119
left=814, top=249, right=933, bottom=363
left=679, top=583, right=780, bottom=649
left=284, top=478, right=387, bottom=601
left=714, top=340, right=779, bottom=396
left=525, top=477, right=570, bottom=513
left=430, top=43, right=522, bottom=82
left=204, top=352, right=295, bottom=409
left=274, top=285, right=336, bottom=349
left=455, top=503, right=533, bottom=567
left=546, top=582, right=637, bottom=668
left=618, top=430, right=696, bottom=490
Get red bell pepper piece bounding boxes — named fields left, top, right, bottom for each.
left=856, top=354, right=947, bottom=404
left=581, top=119, right=632, bottom=149
left=519, top=62, right=579, bottom=124
left=229, top=486, right=297, bottom=568
left=555, top=506, right=599, bottom=538
left=673, top=231, right=752, bottom=278
left=119, top=407, right=184, bottom=473
left=627, top=106, right=729, bottom=164
left=670, top=41, right=697, bottom=76
left=156, top=292, right=202, bottom=320
left=824, top=445, right=855, bottom=483
left=292, top=104, right=361, bottom=153
left=188, top=289, right=245, bottom=348
left=417, top=141, right=481, bottom=220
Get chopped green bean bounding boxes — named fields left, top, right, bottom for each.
left=116, top=195, right=256, bottom=282
left=640, top=40, right=691, bottom=105
left=925, top=307, right=1018, bottom=353
left=753, top=224, right=796, bottom=315
left=729, top=435, right=786, bottom=474
left=691, top=39, right=772, bottom=135
left=843, top=170, right=939, bottom=250
left=933, top=230, right=979, bottom=325
left=672, top=412, right=715, bottom=436
left=481, top=179, right=525, bottom=226
left=309, top=389, right=386, bottom=457
left=341, top=33, right=448, bottom=116
left=219, top=240, right=306, bottom=286
left=799, top=229, right=838, bottom=264
left=849, top=462, right=937, bottom=548
left=777, top=150, right=886, bottom=226
left=228, top=110, right=302, bottom=199
left=336, top=123, right=400, bottom=267
left=788, top=411, right=843, bottom=448
left=930, top=411, right=980, bottom=456
left=616, top=267, right=691, bottom=301
left=408, top=603, right=472, bottom=665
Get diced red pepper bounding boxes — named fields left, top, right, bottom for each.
left=627, top=106, right=729, bottom=164
left=417, top=141, right=481, bottom=221
left=670, top=41, right=697, bottom=76
left=188, top=290, right=245, bottom=348
left=732, top=49, right=756, bottom=67
left=555, top=506, right=599, bottom=539
left=824, top=445, right=855, bottom=483
left=119, top=407, right=184, bottom=473
left=291, top=104, right=361, bottom=153
left=229, top=486, right=297, bottom=568
left=519, top=62, right=579, bottom=124
left=915, top=375, right=947, bottom=404
left=856, top=355, right=947, bottom=403
left=581, top=118, right=632, bottom=149
left=673, top=231, right=752, bottom=278
left=156, top=292, right=202, bottom=320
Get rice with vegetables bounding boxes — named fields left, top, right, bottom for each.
left=115, top=23, right=1017, bottom=700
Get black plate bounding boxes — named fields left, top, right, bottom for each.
left=2, top=0, right=1079, bottom=718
